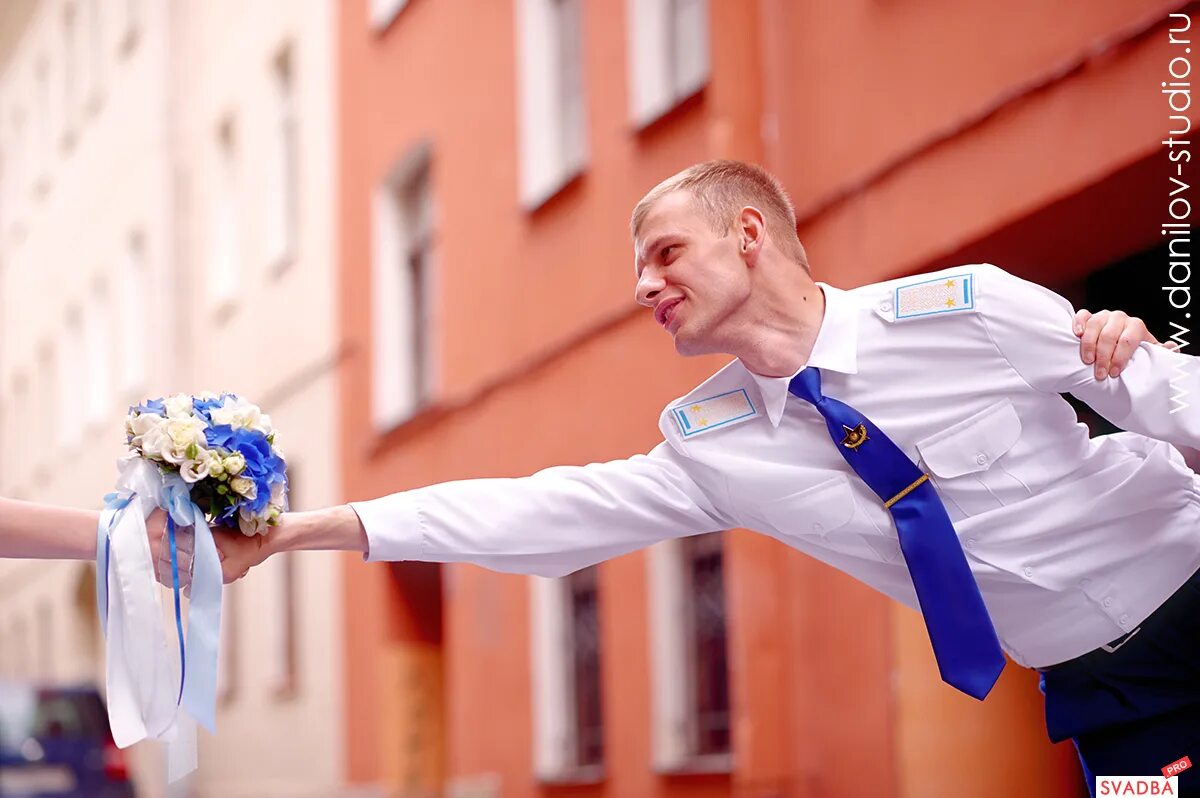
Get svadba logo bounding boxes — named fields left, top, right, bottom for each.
left=1095, top=776, right=1179, bottom=795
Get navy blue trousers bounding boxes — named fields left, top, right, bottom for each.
left=1038, top=567, right=1200, bottom=796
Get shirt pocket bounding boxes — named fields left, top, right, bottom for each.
left=914, top=398, right=1028, bottom=519
left=757, top=476, right=903, bottom=563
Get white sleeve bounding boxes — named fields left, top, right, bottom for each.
left=976, top=264, right=1200, bottom=449
left=348, top=441, right=731, bottom=577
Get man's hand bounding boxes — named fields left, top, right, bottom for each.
left=214, top=528, right=272, bottom=584
left=1073, top=309, right=1178, bottom=380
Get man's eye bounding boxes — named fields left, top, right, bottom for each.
left=661, top=245, right=676, bottom=261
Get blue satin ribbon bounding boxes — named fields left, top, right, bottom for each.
left=95, top=480, right=222, bottom=734
left=95, top=492, right=133, bottom=635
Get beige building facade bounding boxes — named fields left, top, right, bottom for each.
left=0, top=1, right=346, bottom=795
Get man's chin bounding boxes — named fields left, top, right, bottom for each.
left=671, top=330, right=707, bottom=357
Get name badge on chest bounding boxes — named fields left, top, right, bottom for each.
left=671, top=389, right=759, bottom=438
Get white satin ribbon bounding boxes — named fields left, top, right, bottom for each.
left=96, top=457, right=222, bottom=783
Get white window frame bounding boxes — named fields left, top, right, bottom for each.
left=85, top=0, right=104, bottom=112
left=59, top=312, right=85, bottom=447
left=209, top=118, right=239, bottom=315
left=266, top=45, right=298, bottom=275
left=368, top=0, right=410, bottom=31
left=646, top=534, right=731, bottom=772
left=626, top=0, right=710, bottom=128
left=119, top=232, right=147, bottom=395
left=370, top=145, right=435, bottom=431
left=61, top=2, right=79, bottom=149
left=84, top=279, right=113, bottom=425
left=515, top=0, right=587, bottom=209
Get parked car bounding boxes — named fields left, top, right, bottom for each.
left=0, top=682, right=133, bottom=797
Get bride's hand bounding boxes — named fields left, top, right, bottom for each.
left=148, top=509, right=198, bottom=592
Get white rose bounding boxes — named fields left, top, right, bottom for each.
left=163, top=417, right=207, bottom=464
left=269, top=481, right=286, bottom=508
left=139, top=422, right=171, bottom=460
left=209, top=397, right=262, bottom=430
left=180, top=457, right=212, bottom=483
left=206, top=451, right=226, bottom=478
left=128, top=412, right=165, bottom=449
left=229, top=477, right=257, bottom=500
left=164, top=394, right=194, bottom=419
left=223, top=452, right=246, bottom=476
left=237, top=507, right=269, bottom=537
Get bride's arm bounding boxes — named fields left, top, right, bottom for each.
left=0, top=497, right=101, bottom=559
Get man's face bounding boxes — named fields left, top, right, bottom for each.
left=633, top=191, right=751, bottom=356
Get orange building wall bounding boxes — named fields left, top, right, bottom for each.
left=338, top=1, right=1192, bottom=795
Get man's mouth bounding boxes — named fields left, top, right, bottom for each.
left=656, top=298, right=684, bottom=329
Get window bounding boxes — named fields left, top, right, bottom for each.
left=8, top=372, right=29, bottom=487
left=35, top=344, right=55, bottom=476
left=84, top=0, right=104, bottom=111
left=62, top=3, right=78, bottom=148
left=267, top=465, right=298, bottom=696
left=12, top=616, right=28, bottom=678
left=368, top=0, right=410, bottom=30
left=515, top=0, right=586, bottom=208
left=266, top=46, right=298, bottom=273
left=84, top=279, right=113, bottom=424
left=210, top=118, right=239, bottom=312
left=647, top=532, right=731, bottom=771
left=36, top=602, right=53, bottom=680
left=35, top=58, right=51, bottom=192
left=119, top=232, right=147, bottom=394
left=371, top=148, right=434, bottom=430
left=10, top=108, right=27, bottom=203
left=59, top=312, right=86, bottom=447
left=267, top=552, right=299, bottom=697
left=626, top=0, right=710, bottom=127
left=120, top=0, right=140, bottom=56
left=531, top=566, right=604, bottom=780
left=218, top=583, right=239, bottom=703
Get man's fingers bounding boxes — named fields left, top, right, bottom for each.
left=1092, top=311, right=1128, bottom=379
left=1073, top=308, right=1092, bottom=337
left=1079, top=309, right=1109, bottom=365
left=1108, top=317, right=1147, bottom=377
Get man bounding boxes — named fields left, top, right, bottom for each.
left=211, top=161, right=1197, bottom=787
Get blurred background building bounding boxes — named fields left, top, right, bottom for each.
left=0, top=0, right=345, bottom=796
left=1, top=1, right=1196, bottom=797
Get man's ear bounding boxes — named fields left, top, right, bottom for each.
left=739, top=206, right=766, bottom=264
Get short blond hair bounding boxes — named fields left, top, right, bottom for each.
left=630, top=160, right=807, bottom=266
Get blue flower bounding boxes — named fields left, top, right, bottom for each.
left=134, top=397, right=166, bottom=416
left=192, top=393, right=238, bottom=425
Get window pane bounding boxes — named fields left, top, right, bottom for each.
left=567, top=566, right=604, bottom=768
left=669, top=0, right=709, bottom=100
left=685, top=533, right=729, bottom=756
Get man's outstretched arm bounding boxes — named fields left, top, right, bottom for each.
left=214, top=443, right=731, bottom=583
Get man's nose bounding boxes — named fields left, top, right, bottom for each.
left=636, top=270, right=664, bottom=307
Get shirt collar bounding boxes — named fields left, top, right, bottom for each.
left=745, top=282, right=860, bottom=427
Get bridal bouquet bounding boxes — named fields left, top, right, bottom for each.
left=125, top=392, right=289, bottom=535
left=95, top=393, right=288, bottom=781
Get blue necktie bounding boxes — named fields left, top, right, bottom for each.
left=788, top=366, right=1005, bottom=700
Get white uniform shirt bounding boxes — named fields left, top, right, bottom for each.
left=352, top=263, right=1200, bottom=669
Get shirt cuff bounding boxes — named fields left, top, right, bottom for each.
left=349, top=493, right=424, bottom=563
